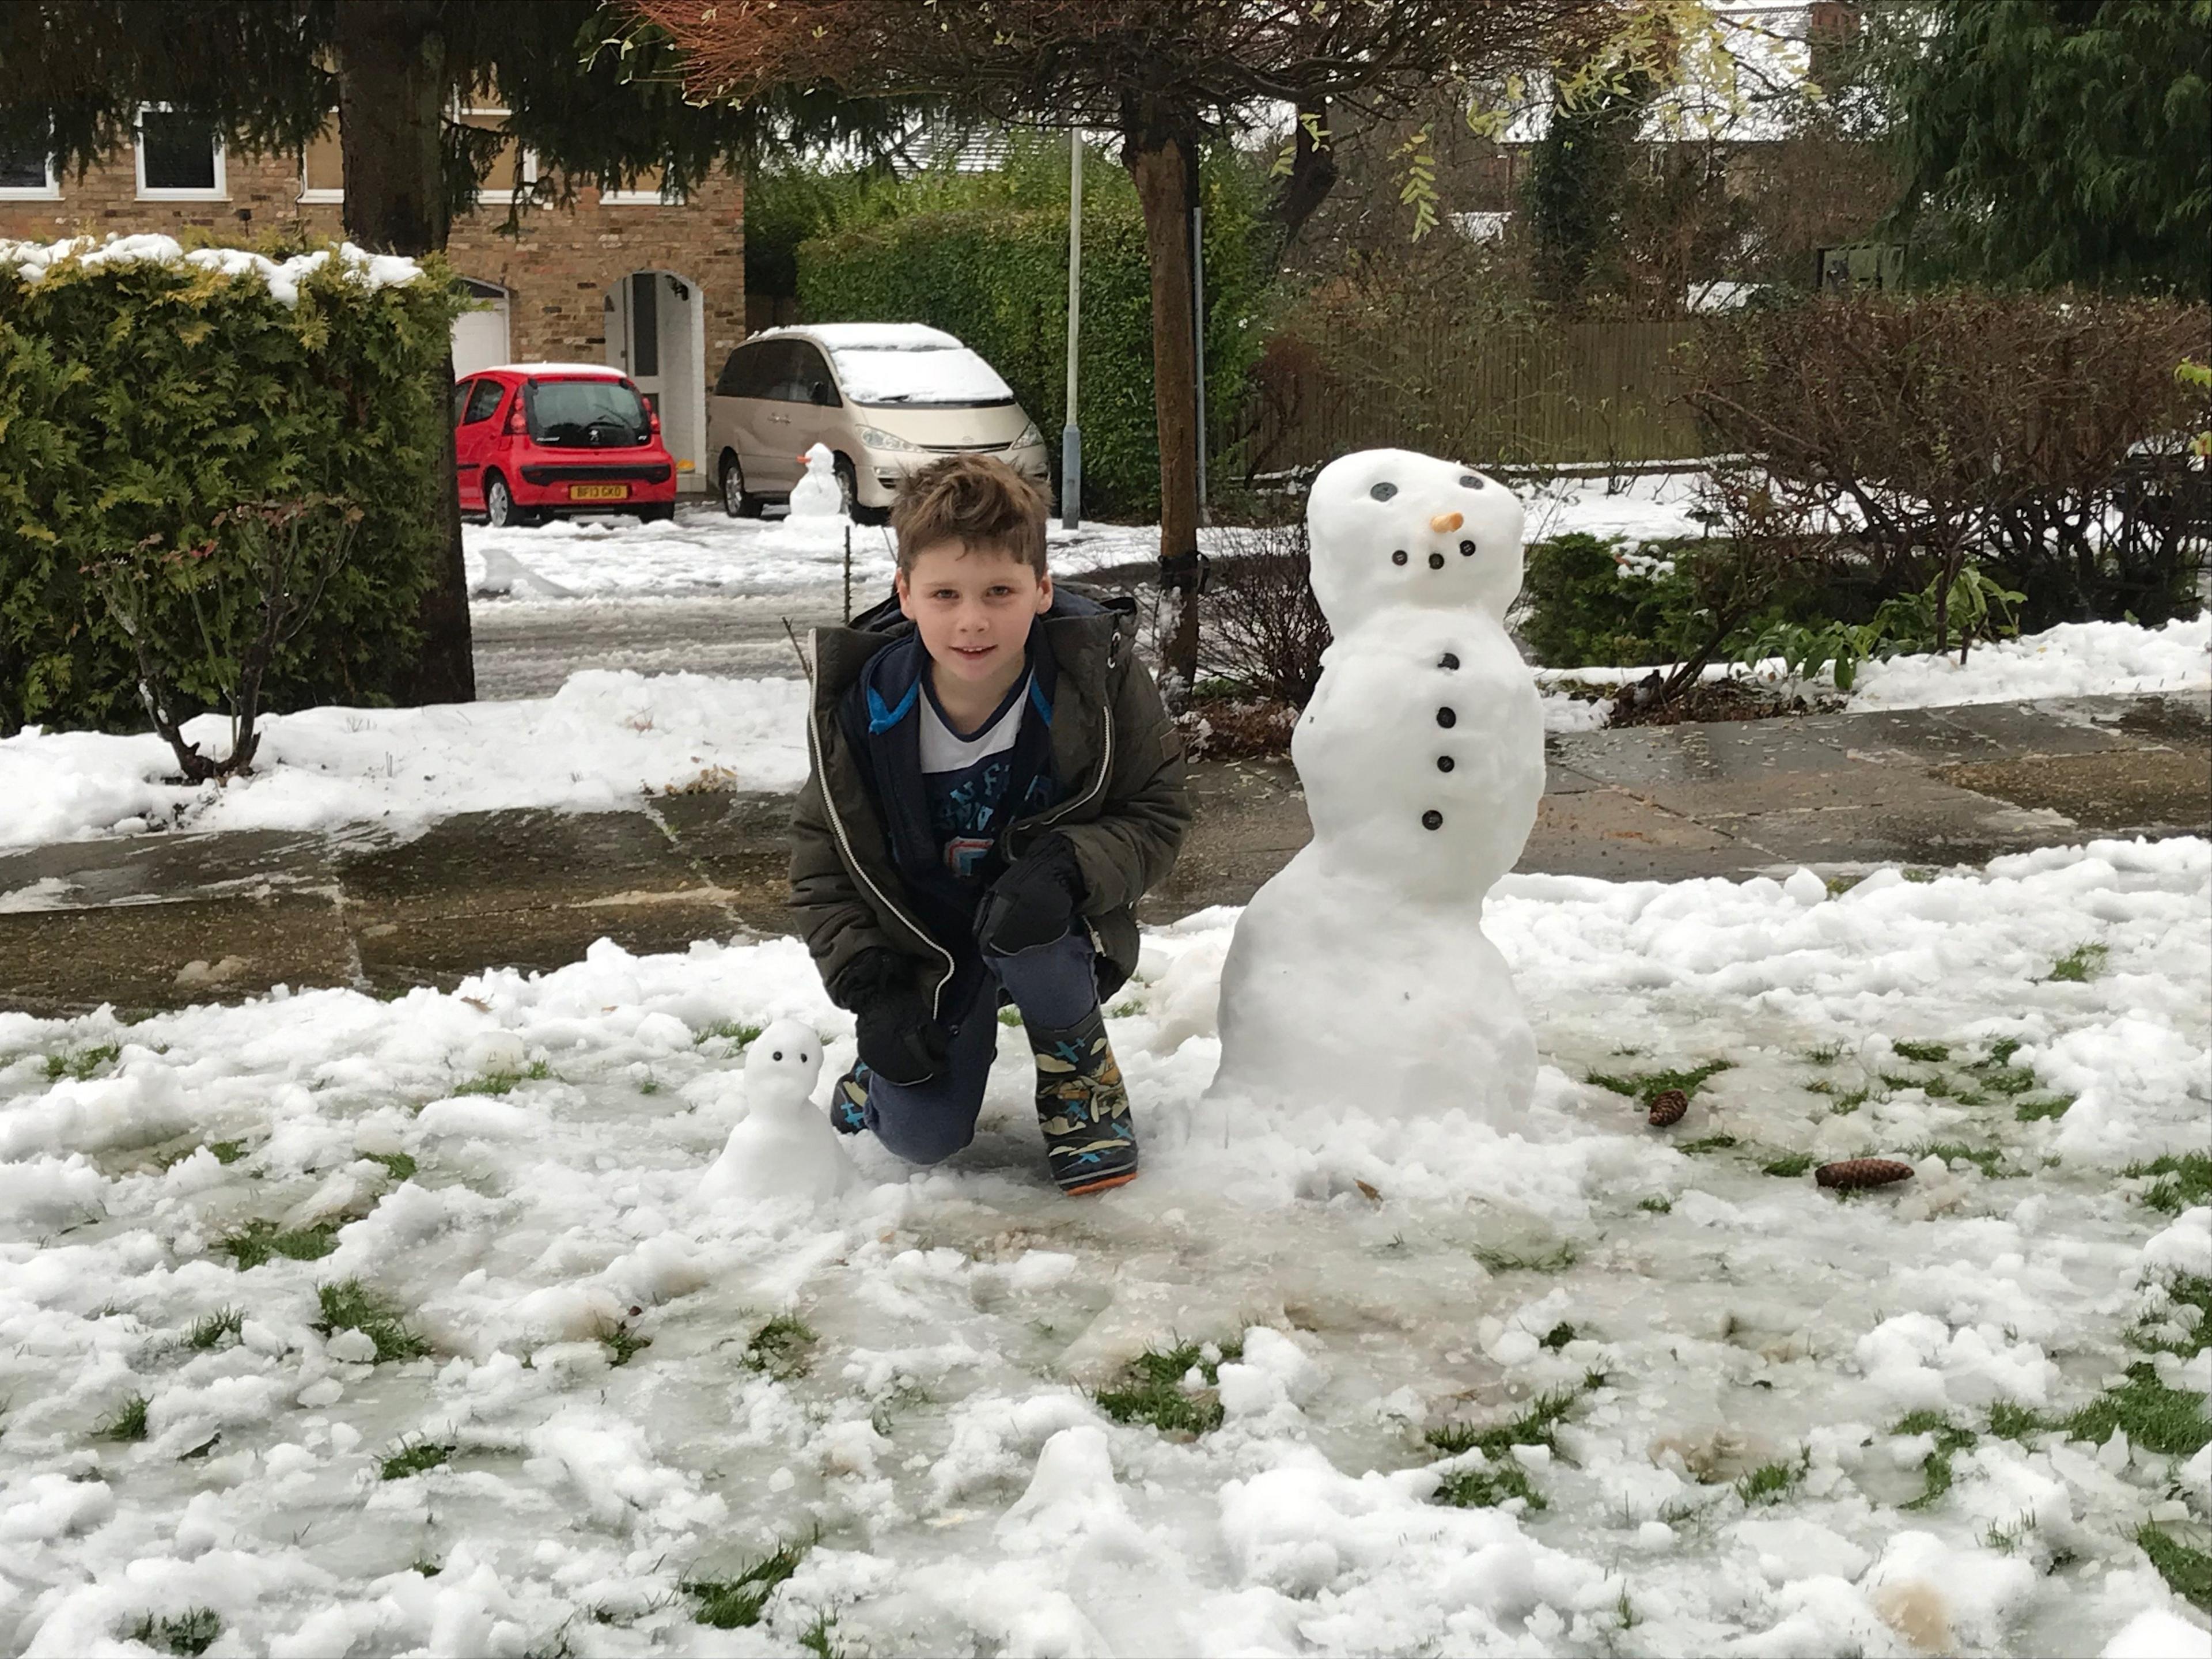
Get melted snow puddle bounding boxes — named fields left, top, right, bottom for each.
left=2, top=842, right=2207, bottom=1656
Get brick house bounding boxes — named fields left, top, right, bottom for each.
left=0, top=106, right=745, bottom=494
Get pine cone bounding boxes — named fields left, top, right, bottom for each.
left=1815, top=1157, right=1915, bottom=1190
left=1646, top=1089, right=1688, bottom=1127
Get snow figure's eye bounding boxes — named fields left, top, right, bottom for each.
left=1439, top=653, right=1460, bottom=670
left=1460, top=539, right=1476, bottom=557
left=1391, top=550, right=1408, bottom=566
left=1422, top=810, right=1443, bottom=830
left=1459, top=474, right=1483, bottom=490
left=1370, top=482, right=1397, bottom=501
left=1427, top=552, right=1445, bottom=569
left=772, top=1051, right=783, bottom=1061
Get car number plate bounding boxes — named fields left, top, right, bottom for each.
left=569, top=483, right=631, bottom=501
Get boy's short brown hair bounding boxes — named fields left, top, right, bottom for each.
left=891, top=454, right=1050, bottom=578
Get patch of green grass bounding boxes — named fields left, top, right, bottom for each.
left=186, top=1307, right=243, bottom=1351
left=1472, top=1242, right=1580, bottom=1273
left=1637, top=1196, right=1672, bottom=1214
left=798, top=1612, right=844, bottom=1659
left=217, top=1218, right=338, bottom=1270
left=1982, top=1512, right=2038, bottom=1554
left=206, top=1139, right=248, bottom=1165
left=741, top=1313, right=819, bottom=1380
left=452, top=1058, right=552, bottom=1096
left=2014, top=1095, right=2074, bottom=1123
left=1893, top=1412, right=1979, bottom=1511
left=1434, top=1457, right=1545, bottom=1510
left=1107, top=999, right=1143, bottom=1020
left=2065, top=1363, right=2210, bottom=1458
left=1986, top=1401, right=2055, bottom=1442
left=366, top=1150, right=416, bottom=1181
left=1974, top=1065, right=2039, bottom=1097
left=2127, top=1152, right=2212, bottom=1215
left=1427, top=1386, right=1584, bottom=1463
left=1735, top=1457, right=1804, bottom=1506
left=1910, top=1141, right=2010, bottom=1177
left=2138, top=1521, right=2212, bottom=1614
left=1539, top=1322, right=1577, bottom=1351
left=379, top=1440, right=454, bottom=1481
left=99, top=1393, right=149, bottom=1442
left=2142, top=1277, right=2212, bottom=1360
left=1761, top=1154, right=1816, bottom=1178
left=696, top=1020, right=765, bottom=1047
left=1585, top=1059, right=1733, bottom=1107
left=1676, top=1134, right=1739, bottom=1155
left=997, top=1007, right=1024, bottom=1027
left=1095, top=1337, right=1244, bottom=1437
left=602, top=1321, right=652, bottom=1367
left=411, top=1559, right=442, bottom=1578
left=45, top=1042, right=121, bottom=1082
left=1826, top=1088, right=1871, bottom=1116
left=125, top=1609, right=221, bottom=1657
left=1893, top=1040, right=1951, bottom=1063
left=2043, top=942, right=2109, bottom=983
left=683, top=1540, right=809, bottom=1630
left=1878, top=1071, right=1923, bottom=1092
left=315, top=1279, right=429, bottom=1363
left=1802, top=1043, right=1846, bottom=1066
left=1986, top=1037, right=2022, bottom=1066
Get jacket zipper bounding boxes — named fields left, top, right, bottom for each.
left=805, top=631, right=959, bottom=1018
left=1009, top=618, right=1121, bottom=844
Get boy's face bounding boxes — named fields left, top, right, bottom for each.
left=895, top=539, right=1052, bottom=689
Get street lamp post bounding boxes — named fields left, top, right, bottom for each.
left=1061, top=129, right=1083, bottom=530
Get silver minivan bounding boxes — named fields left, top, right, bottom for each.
left=706, top=324, right=1048, bottom=520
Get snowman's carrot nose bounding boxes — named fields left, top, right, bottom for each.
left=1431, top=511, right=1464, bottom=533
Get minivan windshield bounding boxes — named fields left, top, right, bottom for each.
left=528, top=378, right=649, bottom=445
left=827, top=345, right=1014, bottom=408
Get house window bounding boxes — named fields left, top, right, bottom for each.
left=0, top=138, right=57, bottom=200
left=601, top=163, right=684, bottom=206
left=137, top=106, right=225, bottom=199
left=301, top=111, right=343, bottom=202
left=459, top=105, right=536, bottom=201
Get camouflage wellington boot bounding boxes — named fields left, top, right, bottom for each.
left=828, top=1059, right=870, bottom=1135
left=1027, top=1007, right=1139, bottom=1196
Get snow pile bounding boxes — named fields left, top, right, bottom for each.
left=1, top=234, right=419, bottom=306
left=0, top=840, right=2206, bottom=1653
left=0, top=671, right=808, bottom=850
left=1849, top=614, right=2212, bottom=709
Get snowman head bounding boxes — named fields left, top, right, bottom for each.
left=804, top=442, right=834, bottom=475
left=745, top=1018, right=824, bottom=1107
left=1305, top=449, right=1525, bottom=631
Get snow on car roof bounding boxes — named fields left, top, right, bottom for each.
left=753, top=323, right=964, bottom=353
left=751, top=324, right=1014, bottom=404
left=478, top=362, right=629, bottom=379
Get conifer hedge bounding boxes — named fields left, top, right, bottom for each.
left=0, top=237, right=463, bottom=734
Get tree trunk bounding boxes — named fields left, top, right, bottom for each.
left=1127, top=130, right=1202, bottom=690
left=335, top=0, right=475, bottom=706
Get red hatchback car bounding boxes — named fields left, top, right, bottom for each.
left=452, top=363, right=679, bottom=526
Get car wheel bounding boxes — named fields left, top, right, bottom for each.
left=835, top=453, right=889, bottom=524
left=485, top=474, right=533, bottom=529
left=720, top=452, right=762, bottom=519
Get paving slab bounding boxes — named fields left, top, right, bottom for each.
left=1938, top=748, right=2212, bottom=835
left=0, top=892, right=355, bottom=1011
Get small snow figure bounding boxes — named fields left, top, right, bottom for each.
left=697, top=1019, right=856, bottom=1207
left=788, top=442, right=845, bottom=518
left=1208, top=448, right=1544, bottom=1126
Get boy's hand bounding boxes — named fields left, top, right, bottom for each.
left=835, top=950, right=949, bottom=1085
left=976, top=837, right=1085, bottom=956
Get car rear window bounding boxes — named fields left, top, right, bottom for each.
left=527, top=378, right=649, bottom=445
left=825, top=344, right=1014, bottom=407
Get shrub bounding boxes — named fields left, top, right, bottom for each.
left=1517, top=532, right=1696, bottom=667
left=1685, top=290, right=2210, bottom=638
left=0, top=235, right=464, bottom=736
left=1195, top=519, right=1331, bottom=705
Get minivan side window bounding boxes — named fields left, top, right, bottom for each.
left=715, top=343, right=772, bottom=399
left=788, top=342, right=841, bottom=407
left=464, top=378, right=505, bottom=423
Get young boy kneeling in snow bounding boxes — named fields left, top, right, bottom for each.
left=790, top=455, right=1191, bottom=1194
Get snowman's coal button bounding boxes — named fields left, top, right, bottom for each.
left=1438, top=652, right=1460, bottom=670
left=1428, top=551, right=1445, bottom=569
left=1436, top=707, right=1456, bottom=728
left=1460, top=539, right=1476, bottom=557
left=1422, top=810, right=1443, bottom=830
left=1391, top=549, right=1408, bottom=566
left=1437, top=755, right=1455, bottom=772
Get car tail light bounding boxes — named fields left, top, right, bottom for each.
left=649, top=407, right=662, bottom=435
left=502, top=400, right=524, bottom=437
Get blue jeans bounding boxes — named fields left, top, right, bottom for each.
left=865, top=931, right=1099, bottom=1165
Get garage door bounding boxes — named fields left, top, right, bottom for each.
left=451, top=280, right=510, bottom=377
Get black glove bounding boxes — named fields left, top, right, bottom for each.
left=834, top=949, right=949, bottom=1086
left=975, top=837, right=1085, bottom=956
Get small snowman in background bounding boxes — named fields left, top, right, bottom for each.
left=787, top=442, right=846, bottom=519
left=1208, top=448, right=1546, bottom=1128
left=697, top=1020, right=855, bottom=1208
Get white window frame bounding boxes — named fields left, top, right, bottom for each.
left=135, top=103, right=226, bottom=201
left=299, top=112, right=343, bottom=203
left=0, top=147, right=59, bottom=202
left=457, top=104, right=539, bottom=203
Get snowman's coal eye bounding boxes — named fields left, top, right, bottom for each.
left=1370, top=482, right=1397, bottom=501
left=1391, top=550, right=1408, bottom=566
left=772, top=1051, right=783, bottom=1061
left=1459, top=474, right=1483, bottom=490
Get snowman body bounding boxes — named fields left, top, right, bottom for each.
left=1209, top=449, right=1544, bottom=1126
left=698, top=1020, right=855, bottom=1207
left=787, top=442, right=845, bottom=519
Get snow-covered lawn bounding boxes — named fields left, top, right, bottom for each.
left=2, top=840, right=2207, bottom=1655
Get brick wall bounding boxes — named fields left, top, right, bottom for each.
left=1, top=145, right=745, bottom=486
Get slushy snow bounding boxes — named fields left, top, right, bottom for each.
left=2, top=839, right=2206, bottom=1654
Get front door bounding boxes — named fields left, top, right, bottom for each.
left=607, top=271, right=704, bottom=492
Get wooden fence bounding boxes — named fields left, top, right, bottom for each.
left=1228, top=316, right=1709, bottom=479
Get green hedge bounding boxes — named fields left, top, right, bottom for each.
left=0, top=237, right=463, bottom=734
left=796, top=160, right=1264, bottom=521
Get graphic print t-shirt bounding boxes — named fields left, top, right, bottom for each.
left=920, top=671, right=1055, bottom=885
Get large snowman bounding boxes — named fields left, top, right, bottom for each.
left=1207, top=449, right=1544, bottom=1126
